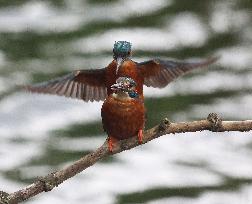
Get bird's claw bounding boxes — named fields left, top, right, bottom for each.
left=138, top=129, right=143, bottom=144
left=108, top=136, right=117, bottom=153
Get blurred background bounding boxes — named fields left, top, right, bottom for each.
left=0, top=0, right=252, bottom=203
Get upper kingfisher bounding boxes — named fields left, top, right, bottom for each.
left=26, top=41, right=218, bottom=101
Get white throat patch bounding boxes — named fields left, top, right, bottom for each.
left=116, top=58, right=123, bottom=74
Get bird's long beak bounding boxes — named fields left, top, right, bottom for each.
left=111, top=83, right=122, bottom=91
left=116, top=57, right=123, bottom=74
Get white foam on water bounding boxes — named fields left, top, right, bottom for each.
left=0, top=1, right=82, bottom=33
left=217, top=46, right=252, bottom=69
left=90, top=0, right=170, bottom=22
left=143, top=69, right=252, bottom=98
left=189, top=94, right=252, bottom=120
left=0, top=176, right=22, bottom=192
left=72, top=28, right=178, bottom=53
left=210, top=1, right=250, bottom=33
left=0, top=92, right=102, bottom=138
left=72, top=12, right=208, bottom=53
left=166, top=12, right=208, bottom=47
left=0, top=0, right=170, bottom=33
left=55, top=137, right=105, bottom=151
left=0, top=140, right=42, bottom=170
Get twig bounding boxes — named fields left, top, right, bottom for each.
left=1, top=113, right=252, bottom=204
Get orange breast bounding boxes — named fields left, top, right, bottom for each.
left=104, top=60, right=144, bottom=97
left=101, top=96, right=145, bottom=140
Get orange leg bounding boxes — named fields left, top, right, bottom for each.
left=108, top=136, right=117, bottom=153
left=138, top=129, right=143, bottom=144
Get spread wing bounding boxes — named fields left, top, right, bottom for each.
left=137, top=56, right=219, bottom=88
left=26, top=69, right=107, bottom=102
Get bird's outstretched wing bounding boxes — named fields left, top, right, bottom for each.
left=137, top=56, right=219, bottom=88
left=26, top=69, right=107, bottom=102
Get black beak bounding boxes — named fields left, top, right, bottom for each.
left=111, top=83, right=123, bottom=91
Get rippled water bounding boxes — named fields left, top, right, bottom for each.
left=0, top=0, right=252, bottom=203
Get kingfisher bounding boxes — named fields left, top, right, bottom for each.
left=101, top=77, right=145, bottom=152
left=26, top=41, right=218, bottom=101
left=26, top=41, right=218, bottom=151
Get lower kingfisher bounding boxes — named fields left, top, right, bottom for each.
left=101, top=77, right=145, bottom=152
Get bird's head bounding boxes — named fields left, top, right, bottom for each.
left=113, top=41, right=132, bottom=69
left=111, top=77, right=138, bottom=99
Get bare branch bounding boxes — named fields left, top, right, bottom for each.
left=1, top=113, right=252, bottom=204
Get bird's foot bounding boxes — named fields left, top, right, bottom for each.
left=138, top=129, right=143, bottom=144
left=108, top=136, right=117, bottom=153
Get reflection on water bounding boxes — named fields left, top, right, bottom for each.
left=0, top=0, right=251, bottom=203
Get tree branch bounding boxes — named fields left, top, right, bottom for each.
left=1, top=113, right=252, bottom=204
